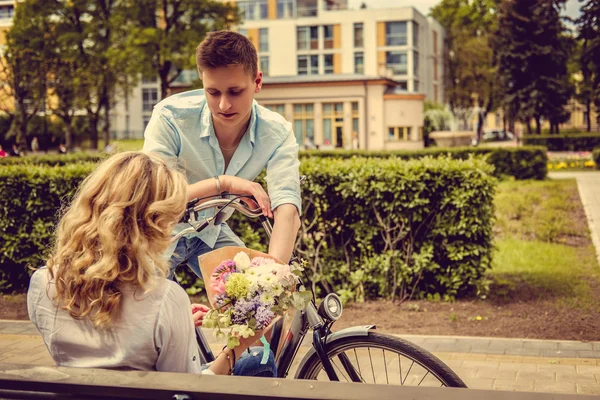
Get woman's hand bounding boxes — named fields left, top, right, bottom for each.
left=191, top=303, right=210, bottom=327
left=220, top=176, right=273, bottom=218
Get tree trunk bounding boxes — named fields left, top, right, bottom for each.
left=89, top=113, right=99, bottom=150
left=526, top=120, right=532, bottom=135
left=535, top=116, right=541, bottom=134
left=103, top=95, right=110, bottom=147
left=586, top=100, right=591, bottom=132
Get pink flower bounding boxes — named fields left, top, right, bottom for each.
left=276, top=263, right=293, bottom=283
left=251, top=256, right=276, bottom=267
left=210, top=276, right=227, bottom=296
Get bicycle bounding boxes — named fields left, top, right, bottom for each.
left=171, top=187, right=467, bottom=388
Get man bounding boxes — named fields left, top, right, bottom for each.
left=143, top=30, right=301, bottom=279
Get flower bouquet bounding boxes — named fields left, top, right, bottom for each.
left=199, top=246, right=311, bottom=352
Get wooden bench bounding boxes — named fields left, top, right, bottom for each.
left=0, top=363, right=596, bottom=400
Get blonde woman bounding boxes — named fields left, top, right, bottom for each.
left=27, top=151, right=275, bottom=376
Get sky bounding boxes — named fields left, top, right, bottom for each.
left=347, top=0, right=582, bottom=20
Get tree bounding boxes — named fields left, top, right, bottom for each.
left=123, top=0, right=241, bottom=99
left=1, top=0, right=50, bottom=151
left=494, top=0, right=573, bottom=134
left=577, top=0, right=600, bottom=132
left=430, top=0, right=500, bottom=139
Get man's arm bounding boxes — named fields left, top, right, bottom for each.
left=264, top=124, right=303, bottom=263
left=269, top=204, right=301, bottom=263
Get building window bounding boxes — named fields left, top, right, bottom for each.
left=293, top=104, right=315, bottom=146
left=412, top=21, right=419, bottom=47
left=266, top=104, right=285, bottom=116
left=260, top=56, right=269, bottom=76
left=354, top=52, right=364, bottom=74
left=297, top=26, right=319, bottom=50
left=413, top=51, right=419, bottom=76
left=386, top=21, right=407, bottom=46
left=142, top=88, right=158, bottom=112
left=323, top=54, right=334, bottom=74
left=238, top=0, right=268, bottom=20
left=323, top=25, right=334, bottom=49
left=297, top=0, right=317, bottom=17
left=433, top=30, right=438, bottom=54
left=388, top=127, right=412, bottom=141
left=322, top=102, right=344, bottom=147
left=259, top=28, right=269, bottom=52
left=386, top=51, right=407, bottom=75
left=413, top=80, right=419, bottom=92
left=352, top=102, right=359, bottom=149
left=0, top=5, right=14, bottom=19
left=277, top=0, right=294, bottom=18
left=434, top=60, right=438, bottom=80
left=354, top=23, right=363, bottom=47
left=297, top=55, right=319, bottom=75
left=238, top=28, right=248, bottom=37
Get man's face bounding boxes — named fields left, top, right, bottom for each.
left=202, top=65, right=262, bottom=131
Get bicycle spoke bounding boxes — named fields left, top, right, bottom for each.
left=417, top=370, right=430, bottom=386
left=330, top=358, right=350, bottom=382
left=354, top=348, right=362, bottom=378
left=368, top=347, right=375, bottom=384
left=337, top=352, right=364, bottom=383
left=382, top=350, right=389, bottom=384
left=402, top=360, right=415, bottom=385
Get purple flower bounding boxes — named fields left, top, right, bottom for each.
left=231, top=297, right=260, bottom=325
left=254, top=306, right=275, bottom=330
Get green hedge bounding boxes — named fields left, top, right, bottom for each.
left=593, top=148, right=600, bottom=170
left=1, top=157, right=496, bottom=303
left=0, top=152, right=107, bottom=166
left=522, top=134, right=600, bottom=152
left=300, top=146, right=547, bottom=180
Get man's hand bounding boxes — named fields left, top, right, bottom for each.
left=191, top=303, right=210, bottom=327
left=221, top=176, right=273, bottom=218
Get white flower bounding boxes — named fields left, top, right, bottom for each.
left=233, top=252, right=252, bottom=271
left=260, top=292, right=275, bottom=305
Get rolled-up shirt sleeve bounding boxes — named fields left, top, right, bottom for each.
left=154, top=283, right=202, bottom=374
left=142, top=109, right=181, bottom=166
left=265, top=126, right=302, bottom=216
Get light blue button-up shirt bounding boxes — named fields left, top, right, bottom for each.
left=142, top=89, right=302, bottom=255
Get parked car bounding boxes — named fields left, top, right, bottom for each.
left=482, top=129, right=514, bottom=142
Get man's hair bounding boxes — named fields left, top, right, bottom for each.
left=196, top=30, right=258, bottom=78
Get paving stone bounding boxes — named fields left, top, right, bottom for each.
left=488, top=340, right=525, bottom=350
left=523, top=341, right=559, bottom=350
left=463, top=377, right=494, bottom=390
left=577, top=365, right=600, bottom=374
left=435, top=344, right=472, bottom=353
left=462, top=360, right=500, bottom=370
left=477, top=367, right=517, bottom=380
left=451, top=353, right=487, bottom=361
left=534, top=380, right=577, bottom=394
left=564, top=358, right=597, bottom=366
left=452, top=368, right=478, bottom=379
left=486, top=355, right=522, bottom=363
left=471, top=347, right=506, bottom=355
left=578, top=351, right=600, bottom=359
left=558, top=342, right=594, bottom=351
left=592, top=343, right=600, bottom=351
left=499, top=363, right=537, bottom=372
left=541, top=349, right=578, bottom=358
left=505, top=348, right=543, bottom=357
left=422, top=338, right=457, bottom=346
left=556, top=372, right=597, bottom=383
left=494, top=378, right=535, bottom=392
left=577, top=383, right=600, bottom=395
left=538, top=364, right=577, bottom=373
left=517, top=370, right=555, bottom=381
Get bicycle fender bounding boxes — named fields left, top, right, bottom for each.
left=295, top=325, right=376, bottom=378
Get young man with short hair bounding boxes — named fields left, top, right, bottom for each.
left=143, top=30, right=301, bottom=278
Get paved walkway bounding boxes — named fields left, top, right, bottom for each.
left=549, top=171, right=600, bottom=264
left=1, top=320, right=599, bottom=395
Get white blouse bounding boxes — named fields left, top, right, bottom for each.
left=27, top=268, right=205, bottom=373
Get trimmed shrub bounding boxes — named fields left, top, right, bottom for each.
left=1, top=157, right=496, bottom=302
left=593, top=148, right=600, bottom=170
left=0, top=152, right=107, bottom=166
left=300, top=146, right=547, bottom=180
left=523, top=133, right=600, bottom=151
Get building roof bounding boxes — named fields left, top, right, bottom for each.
left=262, top=74, right=401, bottom=86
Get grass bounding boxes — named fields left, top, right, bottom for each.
left=491, top=179, right=600, bottom=308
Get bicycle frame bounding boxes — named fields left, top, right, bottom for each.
left=176, top=197, right=345, bottom=380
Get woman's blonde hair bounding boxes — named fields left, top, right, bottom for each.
left=47, top=151, right=187, bottom=328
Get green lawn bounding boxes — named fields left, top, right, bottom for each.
left=491, top=179, right=600, bottom=309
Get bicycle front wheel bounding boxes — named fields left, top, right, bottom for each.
left=295, top=331, right=466, bottom=388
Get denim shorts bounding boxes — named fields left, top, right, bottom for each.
left=201, top=346, right=277, bottom=377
